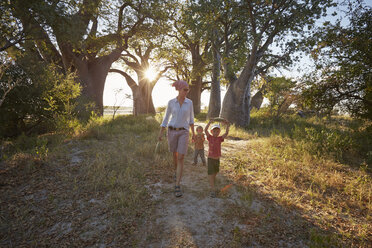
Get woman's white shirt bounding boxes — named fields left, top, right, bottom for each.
left=161, top=97, right=194, bottom=130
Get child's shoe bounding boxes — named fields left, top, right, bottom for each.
left=192, top=163, right=197, bottom=166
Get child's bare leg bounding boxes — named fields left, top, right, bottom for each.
left=176, top=154, right=185, bottom=186
left=192, top=150, right=198, bottom=165
left=208, top=173, right=217, bottom=190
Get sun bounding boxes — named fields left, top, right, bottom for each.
left=145, top=67, right=157, bottom=81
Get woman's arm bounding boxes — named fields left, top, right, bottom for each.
left=161, top=101, right=172, bottom=128
left=159, top=101, right=171, bottom=141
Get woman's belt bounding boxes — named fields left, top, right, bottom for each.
left=168, top=126, right=186, bottom=131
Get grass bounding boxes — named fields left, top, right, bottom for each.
left=1, top=110, right=371, bottom=246
left=220, top=112, right=371, bottom=247
left=0, top=115, right=172, bottom=246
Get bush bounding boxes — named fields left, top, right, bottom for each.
left=0, top=63, right=81, bottom=137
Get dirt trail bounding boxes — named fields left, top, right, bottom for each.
left=1, top=130, right=317, bottom=247
left=139, top=138, right=264, bottom=247
left=138, top=131, right=316, bottom=248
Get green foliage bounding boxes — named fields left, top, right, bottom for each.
left=302, top=4, right=372, bottom=119
left=34, top=136, right=48, bottom=160
left=293, top=125, right=353, bottom=162
left=263, top=76, right=297, bottom=117
left=0, top=62, right=81, bottom=137
left=195, top=112, right=207, bottom=122
left=248, top=111, right=371, bottom=166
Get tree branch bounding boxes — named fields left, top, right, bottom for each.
left=109, top=69, right=138, bottom=90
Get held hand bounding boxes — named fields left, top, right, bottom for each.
left=158, top=135, right=163, bottom=141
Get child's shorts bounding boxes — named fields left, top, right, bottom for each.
left=208, top=157, right=220, bottom=175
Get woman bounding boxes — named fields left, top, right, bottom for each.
left=158, top=80, right=195, bottom=197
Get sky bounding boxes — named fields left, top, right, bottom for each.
left=103, top=71, right=225, bottom=108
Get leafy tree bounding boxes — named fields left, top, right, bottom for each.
left=218, top=0, right=334, bottom=126
left=167, top=1, right=211, bottom=115
left=3, top=0, right=162, bottom=115
left=263, top=76, right=296, bottom=118
left=109, top=41, right=171, bottom=115
left=302, top=3, right=371, bottom=119
left=108, top=5, right=172, bottom=116
left=193, top=0, right=248, bottom=118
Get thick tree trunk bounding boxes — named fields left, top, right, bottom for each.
left=132, top=80, right=156, bottom=115
left=188, top=76, right=202, bottom=115
left=220, top=58, right=256, bottom=126
left=187, top=43, right=206, bottom=115
left=73, top=50, right=122, bottom=115
left=208, top=44, right=221, bottom=118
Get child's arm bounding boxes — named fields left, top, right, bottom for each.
left=205, top=120, right=212, bottom=137
left=221, top=121, right=231, bottom=139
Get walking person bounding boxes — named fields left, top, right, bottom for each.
left=192, top=125, right=206, bottom=166
left=158, top=80, right=195, bottom=197
left=205, top=119, right=230, bottom=198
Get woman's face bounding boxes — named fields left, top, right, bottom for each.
left=179, top=87, right=190, bottom=97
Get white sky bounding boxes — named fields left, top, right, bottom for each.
left=103, top=72, right=227, bottom=108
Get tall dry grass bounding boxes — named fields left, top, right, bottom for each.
left=221, top=112, right=371, bottom=247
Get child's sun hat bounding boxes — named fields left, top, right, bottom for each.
left=211, top=124, right=221, bottom=130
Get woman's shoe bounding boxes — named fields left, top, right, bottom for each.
left=175, top=186, right=182, bottom=197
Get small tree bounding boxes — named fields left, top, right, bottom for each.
left=264, top=76, right=296, bottom=118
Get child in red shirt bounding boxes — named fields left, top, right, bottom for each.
left=205, top=119, right=230, bottom=198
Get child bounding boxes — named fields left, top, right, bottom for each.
left=205, top=119, right=230, bottom=198
left=192, top=126, right=206, bottom=166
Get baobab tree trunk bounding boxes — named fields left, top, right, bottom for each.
left=208, top=44, right=221, bottom=118
left=220, top=58, right=256, bottom=126
left=187, top=43, right=207, bottom=115
left=250, top=90, right=264, bottom=111
left=109, top=69, right=157, bottom=116
left=76, top=60, right=111, bottom=114
left=132, top=81, right=156, bottom=115
left=62, top=47, right=122, bottom=115
left=188, top=76, right=202, bottom=115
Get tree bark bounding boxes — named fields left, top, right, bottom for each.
left=187, top=43, right=205, bottom=115
left=220, top=56, right=257, bottom=126
left=208, top=41, right=221, bottom=118
left=132, top=80, right=156, bottom=115
left=188, top=75, right=202, bottom=115
left=73, top=50, right=122, bottom=114
left=109, top=69, right=157, bottom=116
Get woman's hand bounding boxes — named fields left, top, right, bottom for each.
left=158, top=127, right=165, bottom=141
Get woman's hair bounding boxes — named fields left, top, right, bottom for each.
left=172, top=80, right=188, bottom=90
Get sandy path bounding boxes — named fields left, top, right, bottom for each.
left=138, top=137, right=259, bottom=247
left=138, top=131, right=315, bottom=248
